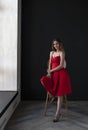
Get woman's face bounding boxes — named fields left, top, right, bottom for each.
left=53, top=41, right=59, bottom=50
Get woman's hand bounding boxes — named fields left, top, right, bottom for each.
left=47, top=69, right=50, bottom=73
left=47, top=73, right=51, bottom=77
left=47, top=69, right=51, bottom=77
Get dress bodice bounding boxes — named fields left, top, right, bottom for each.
left=51, top=56, right=60, bottom=69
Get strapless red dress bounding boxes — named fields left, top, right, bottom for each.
left=40, top=56, right=72, bottom=96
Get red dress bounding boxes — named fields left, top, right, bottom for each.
left=40, top=56, right=72, bottom=96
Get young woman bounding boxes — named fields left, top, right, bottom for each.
left=40, top=38, right=72, bottom=122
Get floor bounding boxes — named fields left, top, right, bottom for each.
left=4, top=100, right=88, bottom=130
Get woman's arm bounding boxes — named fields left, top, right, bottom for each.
left=50, top=51, right=65, bottom=73
left=63, top=59, right=66, bottom=68
left=47, top=52, right=52, bottom=70
left=47, top=51, right=53, bottom=76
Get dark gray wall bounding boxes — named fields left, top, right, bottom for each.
left=21, top=0, right=88, bottom=100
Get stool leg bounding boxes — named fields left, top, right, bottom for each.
left=44, top=92, right=49, bottom=116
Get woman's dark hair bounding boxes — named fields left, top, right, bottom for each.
left=51, top=38, right=65, bottom=53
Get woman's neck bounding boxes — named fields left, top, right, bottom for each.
left=56, top=49, right=60, bottom=52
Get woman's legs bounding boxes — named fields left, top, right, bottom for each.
left=53, top=96, right=63, bottom=122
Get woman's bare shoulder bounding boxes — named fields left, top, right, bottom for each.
left=50, top=51, right=54, bottom=54
left=59, top=51, right=65, bottom=56
left=49, top=51, right=54, bottom=57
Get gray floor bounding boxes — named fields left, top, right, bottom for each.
left=4, top=100, right=88, bottom=130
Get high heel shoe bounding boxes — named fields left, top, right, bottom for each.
left=53, top=114, right=61, bottom=122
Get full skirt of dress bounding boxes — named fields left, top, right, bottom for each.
left=40, top=68, right=72, bottom=96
